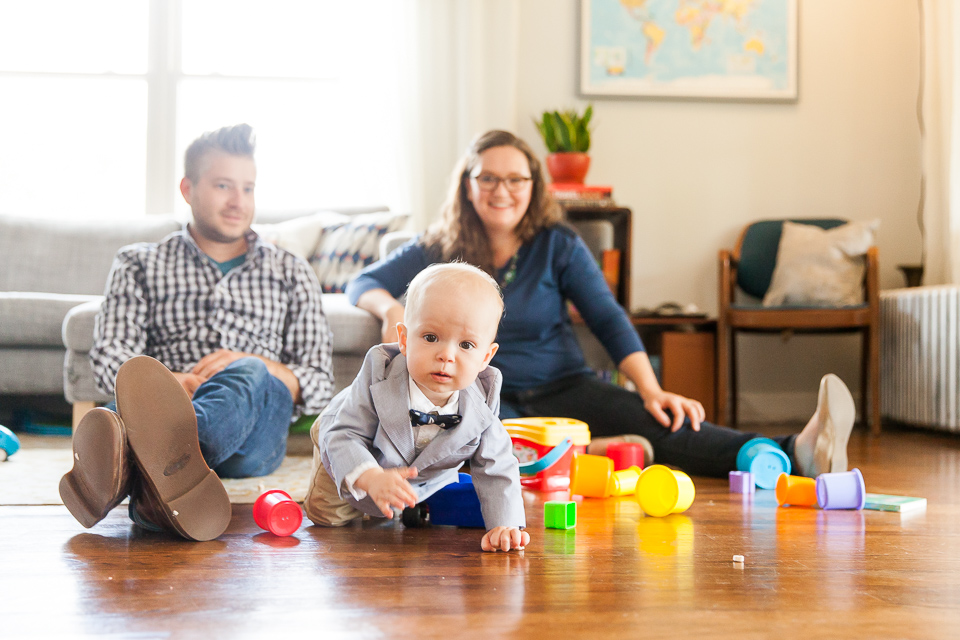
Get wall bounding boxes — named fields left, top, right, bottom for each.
left=514, top=0, right=922, bottom=422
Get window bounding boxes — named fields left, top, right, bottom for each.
left=0, top=0, right=405, bottom=221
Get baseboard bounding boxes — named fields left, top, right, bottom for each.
left=737, top=390, right=862, bottom=425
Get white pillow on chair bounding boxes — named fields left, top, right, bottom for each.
left=762, top=220, right=879, bottom=307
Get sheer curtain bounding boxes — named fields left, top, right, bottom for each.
left=920, top=0, right=960, bottom=285
left=398, top=0, right=520, bottom=230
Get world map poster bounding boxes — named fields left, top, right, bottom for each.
left=580, top=0, right=797, bottom=100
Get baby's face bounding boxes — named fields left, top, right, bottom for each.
left=398, top=283, right=500, bottom=406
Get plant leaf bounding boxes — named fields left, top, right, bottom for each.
left=551, top=111, right=572, bottom=151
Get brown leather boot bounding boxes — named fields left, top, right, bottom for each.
left=59, top=408, right=133, bottom=528
left=127, top=474, right=177, bottom=533
left=115, top=356, right=231, bottom=541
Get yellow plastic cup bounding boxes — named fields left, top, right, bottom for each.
left=569, top=453, right=614, bottom=498
left=775, top=473, right=818, bottom=507
left=636, top=465, right=696, bottom=517
left=608, top=465, right=643, bottom=496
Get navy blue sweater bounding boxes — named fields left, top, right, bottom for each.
left=346, top=225, right=644, bottom=394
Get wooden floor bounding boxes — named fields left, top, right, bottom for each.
left=3, top=424, right=960, bottom=640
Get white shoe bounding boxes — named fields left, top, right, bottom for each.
left=811, top=374, right=856, bottom=476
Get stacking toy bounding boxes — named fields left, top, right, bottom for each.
left=729, top=471, right=755, bottom=494
left=775, top=473, right=818, bottom=507
left=608, top=466, right=643, bottom=496
left=253, top=489, right=303, bottom=536
left=0, top=425, right=20, bottom=461
left=636, top=464, right=696, bottom=517
left=568, top=453, right=614, bottom=498
left=504, top=418, right=591, bottom=491
left=816, top=468, right=866, bottom=510
left=606, top=442, right=645, bottom=471
left=736, top=437, right=791, bottom=490
left=544, top=501, right=577, bottom=529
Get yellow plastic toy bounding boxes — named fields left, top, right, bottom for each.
left=636, top=464, right=696, bottom=517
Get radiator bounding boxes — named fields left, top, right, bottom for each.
left=880, top=286, right=960, bottom=432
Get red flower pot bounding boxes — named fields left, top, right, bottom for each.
left=546, top=152, right=591, bottom=184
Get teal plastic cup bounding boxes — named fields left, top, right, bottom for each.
left=736, top=437, right=791, bottom=490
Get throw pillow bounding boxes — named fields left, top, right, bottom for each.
left=252, top=211, right=348, bottom=260
left=762, top=219, right=879, bottom=307
left=310, top=211, right=410, bottom=293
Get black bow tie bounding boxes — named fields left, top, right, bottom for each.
left=409, top=409, right=462, bottom=429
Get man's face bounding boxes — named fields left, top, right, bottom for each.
left=398, top=280, right=500, bottom=407
left=180, top=151, right=256, bottom=245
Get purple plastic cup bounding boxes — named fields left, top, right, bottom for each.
left=815, top=468, right=865, bottom=510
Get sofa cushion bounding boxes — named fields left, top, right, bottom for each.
left=251, top=211, right=347, bottom=260
left=0, top=293, right=100, bottom=347
left=321, top=293, right=382, bottom=354
left=0, top=214, right=183, bottom=295
left=309, top=211, right=409, bottom=293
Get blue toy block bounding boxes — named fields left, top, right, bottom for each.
left=403, top=473, right=486, bottom=528
left=729, top=470, right=755, bottom=494
left=544, top=501, right=576, bottom=529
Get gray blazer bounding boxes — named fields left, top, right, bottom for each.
left=317, top=344, right=526, bottom=529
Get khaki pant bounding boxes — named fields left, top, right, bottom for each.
left=303, top=420, right=365, bottom=527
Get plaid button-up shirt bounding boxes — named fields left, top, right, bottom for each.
left=91, top=227, right=334, bottom=416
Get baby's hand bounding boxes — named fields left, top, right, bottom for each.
left=481, top=526, right=529, bottom=552
left=355, top=467, right=419, bottom=518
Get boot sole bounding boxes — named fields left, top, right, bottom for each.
left=116, top=356, right=231, bottom=541
left=59, top=408, right=129, bottom=528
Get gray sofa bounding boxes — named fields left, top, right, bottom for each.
left=0, top=209, right=393, bottom=425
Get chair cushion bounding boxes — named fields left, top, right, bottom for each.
left=762, top=220, right=879, bottom=307
left=737, top=219, right=848, bottom=299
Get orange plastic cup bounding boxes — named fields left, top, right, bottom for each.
left=636, top=465, right=695, bottom=517
left=775, top=473, right=817, bottom=507
left=608, top=466, right=643, bottom=496
left=569, top=453, right=614, bottom=498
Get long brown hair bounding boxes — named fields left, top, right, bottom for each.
left=421, top=130, right=563, bottom=274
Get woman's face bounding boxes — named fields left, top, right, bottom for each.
left=466, top=145, right=533, bottom=237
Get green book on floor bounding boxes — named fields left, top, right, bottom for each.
left=864, top=493, right=927, bottom=513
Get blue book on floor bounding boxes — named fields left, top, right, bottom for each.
left=864, top=493, right=927, bottom=513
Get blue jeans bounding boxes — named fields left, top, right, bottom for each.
left=110, top=358, right=294, bottom=479
left=500, top=374, right=797, bottom=478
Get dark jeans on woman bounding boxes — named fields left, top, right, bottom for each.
left=500, top=374, right=797, bottom=478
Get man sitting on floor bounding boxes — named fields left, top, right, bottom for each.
left=59, top=123, right=334, bottom=541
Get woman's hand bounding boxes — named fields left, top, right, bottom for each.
left=643, top=390, right=705, bottom=432
left=618, top=351, right=704, bottom=432
left=355, top=467, right=419, bottom=518
left=481, top=526, right=529, bottom=552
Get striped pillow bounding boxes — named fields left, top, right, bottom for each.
left=309, top=211, right=409, bottom=293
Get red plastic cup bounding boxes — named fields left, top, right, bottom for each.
left=253, top=489, right=303, bottom=536
left=606, top=442, right=645, bottom=471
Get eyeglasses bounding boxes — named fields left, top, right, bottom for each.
left=472, top=174, right=533, bottom=193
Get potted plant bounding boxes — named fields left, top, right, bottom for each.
left=535, top=105, right=593, bottom=184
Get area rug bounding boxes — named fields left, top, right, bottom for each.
left=0, top=448, right=314, bottom=506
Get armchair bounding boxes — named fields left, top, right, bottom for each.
left=717, top=219, right=880, bottom=434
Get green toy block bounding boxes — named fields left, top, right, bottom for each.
left=544, top=500, right=577, bottom=529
